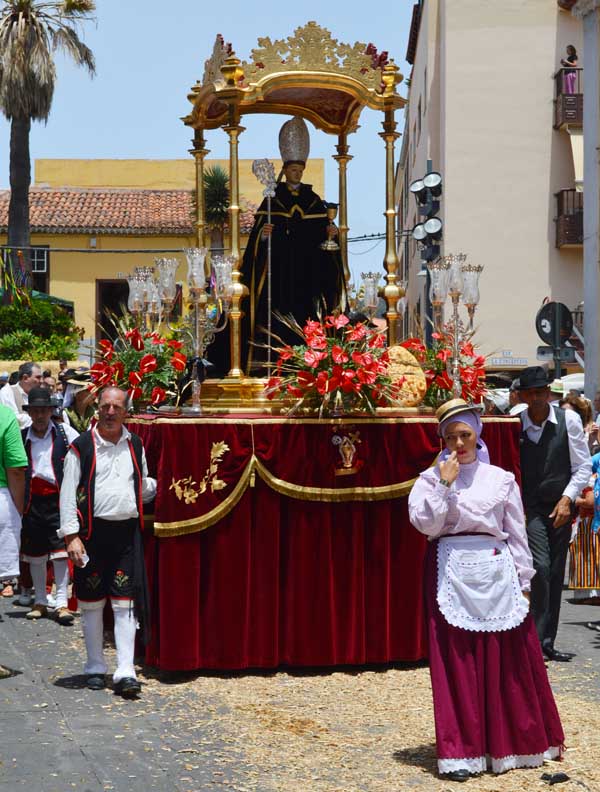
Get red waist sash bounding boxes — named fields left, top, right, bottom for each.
left=31, top=477, right=59, bottom=497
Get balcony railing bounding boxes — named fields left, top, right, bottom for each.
left=554, top=67, right=583, bottom=129
left=555, top=188, right=583, bottom=247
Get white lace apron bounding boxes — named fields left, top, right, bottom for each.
left=437, top=535, right=529, bottom=632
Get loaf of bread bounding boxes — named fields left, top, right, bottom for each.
left=385, top=345, right=427, bottom=407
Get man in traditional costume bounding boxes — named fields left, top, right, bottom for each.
left=409, top=398, right=564, bottom=781
left=59, top=387, right=156, bottom=698
left=240, top=117, right=346, bottom=374
left=20, top=388, right=79, bottom=624
left=517, top=366, right=591, bottom=661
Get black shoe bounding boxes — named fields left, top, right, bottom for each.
left=114, top=677, right=141, bottom=699
left=444, top=769, right=473, bottom=782
left=542, top=646, right=575, bottom=662
left=86, top=674, right=106, bottom=690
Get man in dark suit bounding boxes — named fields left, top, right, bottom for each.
left=517, top=366, right=591, bottom=661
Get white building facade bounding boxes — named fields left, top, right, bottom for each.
left=398, top=0, right=584, bottom=374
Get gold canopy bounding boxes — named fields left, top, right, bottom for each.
left=183, top=22, right=405, bottom=135
left=183, top=22, right=406, bottom=391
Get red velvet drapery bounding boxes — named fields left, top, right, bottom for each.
left=131, top=416, right=521, bottom=671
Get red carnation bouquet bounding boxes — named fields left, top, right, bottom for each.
left=266, top=314, right=399, bottom=416
left=400, top=333, right=486, bottom=407
left=91, top=324, right=187, bottom=411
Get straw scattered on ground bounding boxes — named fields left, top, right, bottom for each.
left=136, top=659, right=600, bottom=792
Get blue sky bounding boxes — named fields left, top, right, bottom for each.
left=0, top=1, right=414, bottom=274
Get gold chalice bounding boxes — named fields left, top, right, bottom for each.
left=320, top=202, right=340, bottom=251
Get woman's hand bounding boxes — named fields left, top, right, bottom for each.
left=439, top=451, right=460, bottom=485
left=522, top=590, right=530, bottom=604
left=261, top=223, right=274, bottom=239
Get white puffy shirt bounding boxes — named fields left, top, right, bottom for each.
left=58, top=426, right=157, bottom=536
left=408, top=459, right=535, bottom=591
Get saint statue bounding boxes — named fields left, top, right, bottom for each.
left=241, top=117, right=346, bottom=373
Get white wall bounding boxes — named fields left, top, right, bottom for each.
left=400, top=0, right=584, bottom=369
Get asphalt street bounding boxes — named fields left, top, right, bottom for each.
left=0, top=589, right=598, bottom=792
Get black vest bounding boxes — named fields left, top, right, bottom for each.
left=520, top=407, right=571, bottom=510
left=71, top=429, right=145, bottom=540
left=22, top=420, right=70, bottom=513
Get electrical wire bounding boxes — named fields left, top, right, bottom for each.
left=348, top=240, right=383, bottom=256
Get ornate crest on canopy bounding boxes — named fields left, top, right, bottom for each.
left=184, top=22, right=404, bottom=135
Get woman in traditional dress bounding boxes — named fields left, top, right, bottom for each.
left=569, top=453, right=600, bottom=606
left=408, top=398, right=564, bottom=782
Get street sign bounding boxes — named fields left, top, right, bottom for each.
left=536, top=345, right=576, bottom=363
left=535, top=302, right=574, bottom=377
left=535, top=302, right=573, bottom=346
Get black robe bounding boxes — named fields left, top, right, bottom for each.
left=241, top=182, right=346, bottom=374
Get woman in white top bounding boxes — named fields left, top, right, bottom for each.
left=408, top=399, right=564, bottom=782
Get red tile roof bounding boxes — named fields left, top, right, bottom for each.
left=0, top=188, right=257, bottom=236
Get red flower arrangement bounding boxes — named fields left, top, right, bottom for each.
left=400, top=333, right=486, bottom=407
left=91, top=326, right=187, bottom=410
left=266, top=314, right=398, bottom=415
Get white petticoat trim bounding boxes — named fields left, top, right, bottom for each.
left=438, top=756, right=487, bottom=774
left=438, top=746, right=562, bottom=776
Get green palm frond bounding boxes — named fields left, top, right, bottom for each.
left=0, top=0, right=96, bottom=121
left=203, top=165, right=230, bottom=228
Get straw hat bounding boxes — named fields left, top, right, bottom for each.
left=435, top=398, right=485, bottom=427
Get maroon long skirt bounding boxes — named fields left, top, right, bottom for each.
left=425, top=540, right=564, bottom=775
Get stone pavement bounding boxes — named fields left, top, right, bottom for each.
left=0, top=589, right=598, bottom=792
left=545, top=591, right=600, bottom=701
left=0, top=598, right=245, bottom=792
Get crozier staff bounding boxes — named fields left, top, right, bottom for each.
left=240, top=116, right=346, bottom=373
left=408, top=399, right=564, bottom=782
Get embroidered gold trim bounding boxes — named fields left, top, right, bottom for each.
left=129, top=416, right=519, bottom=426
left=254, top=457, right=417, bottom=503
left=255, top=207, right=327, bottom=219
left=154, top=458, right=256, bottom=537
left=153, top=454, right=423, bottom=537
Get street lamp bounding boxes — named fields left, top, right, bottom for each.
left=426, top=253, right=483, bottom=397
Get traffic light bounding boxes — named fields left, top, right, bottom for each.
left=410, top=171, right=443, bottom=262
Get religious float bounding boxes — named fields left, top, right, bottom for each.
left=95, top=23, right=520, bottom=671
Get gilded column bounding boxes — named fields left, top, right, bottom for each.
left=219, top=53, right=248, bottom=379
left=189, top=128, right=210, bottom=277
left=224, top=109, right=247, bottom=378
left=333, top=132, right=352, bottom=284
left=379, top=107, right=402, bottom=346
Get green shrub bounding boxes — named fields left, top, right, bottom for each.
left=0, top=298, right=81, bottom=360
left=0, top=299, right=75, bottom=338
left=0, top=330, right=38, bottom=359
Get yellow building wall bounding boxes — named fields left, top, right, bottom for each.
left=0, top=231, right=196, bottom=342
left=4, top=157, right=326, bottom=348
left=34, top=158, right=326, bottom=204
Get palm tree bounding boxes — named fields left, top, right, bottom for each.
left=203, top=164, right=229, bottom=253
left=0, top=0, right=95, bottom=289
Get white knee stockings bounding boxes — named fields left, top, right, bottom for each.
left=80, top=599, right=138, bottom=682
left=28, top=557, right=70, bottom=609
left=112, top=601, right=137, bottom=683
